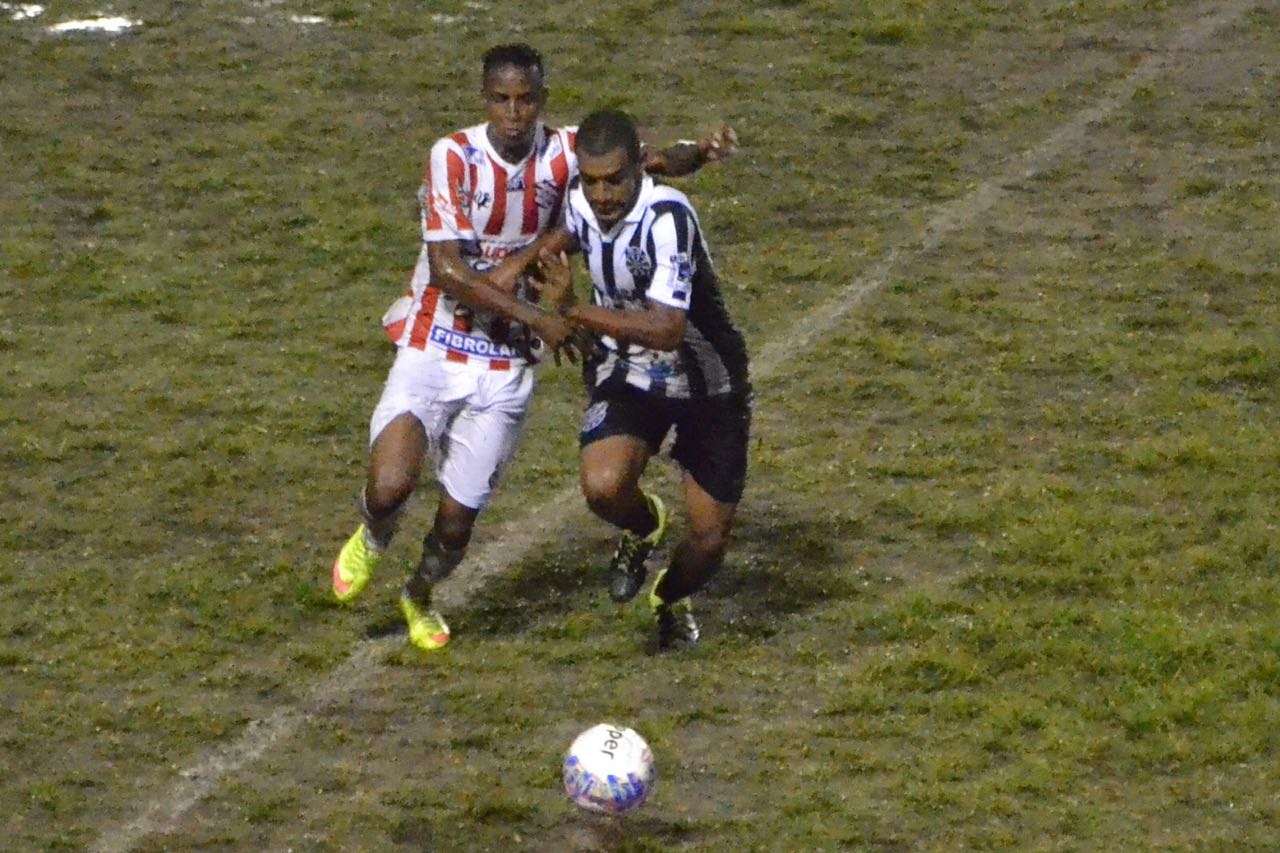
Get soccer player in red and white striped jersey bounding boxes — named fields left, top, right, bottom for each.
left=331, top=43, right=737, bottom=652
left=381, top=108, right=579, bottom=360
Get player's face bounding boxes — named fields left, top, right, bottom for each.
left=482, top=64, right=546, bottom=160
left=578, top=147, right=642, bottom=232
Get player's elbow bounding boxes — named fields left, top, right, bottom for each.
left=427, top=252, right=473, bottom=298
left=652, top=333, right=682, bottom=352
left=647, top=321, right=685, bottom=352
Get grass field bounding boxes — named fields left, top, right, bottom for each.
left=3, top=0, right=1279, bottom=849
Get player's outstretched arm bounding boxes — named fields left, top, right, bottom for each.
left=643, top=123, right=739, bottom=177
left=565, top=300, right=686, bottom=352
left=428, top=240, right=572, bottom=350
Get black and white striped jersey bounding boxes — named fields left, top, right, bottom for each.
left=566, top=175, right=750, bottom=399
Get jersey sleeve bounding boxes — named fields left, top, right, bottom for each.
left=645, top=207, right=696, bottom=311
left=561, top=126, right=579, bottom=170
left=544, top=127, right=578, bottom=230
left=564, top=178, right=587, bottom=247
left=420, top=136, right=476, bottom=243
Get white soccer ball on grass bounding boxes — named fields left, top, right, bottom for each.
left=562, top=723, right=656, bottom=814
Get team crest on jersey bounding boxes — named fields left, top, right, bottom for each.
left=645, top=360, right=675, bottom=379
left=462, top=145, right=486, bottom=165
left=625, top=246, right=653, bottom=280
left=472, top=190, right=492, bottom=210
left=506, top=174, right=526, bottom=192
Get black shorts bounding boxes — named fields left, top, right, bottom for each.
left=579, top=378, right=751, bottom=505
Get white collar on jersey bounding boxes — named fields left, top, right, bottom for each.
left=571, top=174, right=656, bottom=239
left=479, top=121, right=548, bottom=171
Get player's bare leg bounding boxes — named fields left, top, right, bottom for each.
left=649, top=473, right=737, bottom=649
left=580, top=434, right=655, bottom=534
left=405, top=491, right=477, bottom=598
left=581, top=435, right=669, bottom=602
left=364, top=412, right=429, bottom=543
left=333, top=412, right=427, bottom=602
left=400, top=489, right=478, bottom=651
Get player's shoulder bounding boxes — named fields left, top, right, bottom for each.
left=431, top=123, right=487, bottom=160
left=537, top=124, right=577, bottom=163
left=565, top=175, right=585, bottom=218
left=645, top=183, right=696, bottom=217
left=550, top=125, right=579, bottom=147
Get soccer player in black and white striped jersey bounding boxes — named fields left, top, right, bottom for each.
left=524, top=109, right=751, bottom=650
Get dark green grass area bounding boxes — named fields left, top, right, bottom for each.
left=3, top=0, right=1279, bottom=849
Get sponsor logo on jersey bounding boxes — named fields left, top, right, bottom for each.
left=430, top=325, right=520, bottom=360
left=473, top=190, right=493, bottom=210
left=625, top=246, right=653, bottom=280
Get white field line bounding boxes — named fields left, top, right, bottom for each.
left=92, top=3, right=1253, bottom=849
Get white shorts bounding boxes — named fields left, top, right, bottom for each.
left=369, top=345, right=535, bottom=510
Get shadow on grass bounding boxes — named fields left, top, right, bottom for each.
left=553, top=813, right=710, bottom=851
left=392, top=810, right=709, bottom=851
left=364, top=616, right=408, bottom=640
left=427, top=499, right=866, bottom=644
left=702, top=509, right=867, bottom=642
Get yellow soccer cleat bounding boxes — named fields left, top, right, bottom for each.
left=331, top=525, right=381, bottom=603
left=399, top=591, right=451, bottom=651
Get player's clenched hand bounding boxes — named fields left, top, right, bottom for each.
left=697, top=124, right=738, bottom=164
left=546, top=328, right=596, bottom=368
left=535, top=249, right=575, bottom=312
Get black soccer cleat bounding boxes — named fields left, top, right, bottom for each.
left=653, top=600, right=700, bottom=651
left=606, top=492, right=667, bottom=603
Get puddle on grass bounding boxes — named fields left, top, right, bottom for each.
left=47, top=15, right=140, bottom=33
left=7, top=6, right=467, bottom=32
left=2, top=3, right=44, bottom=20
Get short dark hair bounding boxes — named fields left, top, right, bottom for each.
left=482, top=43, right=544, bottom=80
left=577, top=109, right=642, bottom=164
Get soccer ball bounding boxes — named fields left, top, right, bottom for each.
left=562, top=723, right=656, bottom=814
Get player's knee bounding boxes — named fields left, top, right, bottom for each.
left=580, top=465, right=628, bottom=517
left=365, top=467, right=416, bottom=518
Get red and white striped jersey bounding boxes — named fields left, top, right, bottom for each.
left=382, top=122, right=578, bottom=368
